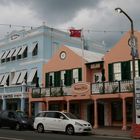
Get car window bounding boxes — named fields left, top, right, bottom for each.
left=36, top=112, right=46, bottom=117
left=0, top=111, right=8, bottom=118
left=46, top=112, right=56, bottom=118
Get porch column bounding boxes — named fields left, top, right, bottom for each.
left=20, top=98, right=25, bottom=111
left=46, top=101, right=49, bottom=110
left=2, top=98, right=6, bottom=110
left=122, top=98, right=127, bottom=130
left=67, top=100, right=70, bottom=112
left=28, top=102, right=32, bottom=117
left=93, top=99, right=98, bottom=128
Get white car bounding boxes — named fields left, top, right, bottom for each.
left=33, top=111, right=92, bottom=135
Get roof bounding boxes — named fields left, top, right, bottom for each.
left=66, top=45, right=104, bottom=63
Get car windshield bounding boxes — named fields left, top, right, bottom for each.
left=63, top=112, right=78, bottom=119
left=16, top=111, right=27, bottom=118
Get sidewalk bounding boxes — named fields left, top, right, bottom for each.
left=92, top=127, right=131, bottom=138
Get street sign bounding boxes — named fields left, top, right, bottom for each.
left=135, top=77, right=140, bottom=124
left=128, top=35, right=137, bottom=48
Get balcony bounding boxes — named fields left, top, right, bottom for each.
left=0, top=84, right=28, bottom=99
left=32, top=86, right=72, bottom=98
left=91, top=80, right=133, bottom=94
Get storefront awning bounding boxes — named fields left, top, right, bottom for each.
left=18, top=46, right=27, bottom=55
left=0, top=74, right=4, bottom=84
left=7, top=48, right=16, bottom=58
left=1, top=73, right=9, bottom=85
left=0, top=51, right=6, bottom=59
left=12, top=47, right=21, bottom=57
left=1, top=50, right=10, bottom=59
left=27, top=69, right=37, bottom=83
left=17, top=71, right=27, bottom=84
left=11, top=71, right=21, bottom=85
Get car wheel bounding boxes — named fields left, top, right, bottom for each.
left=15, top=123, right=21, bottom=131
left=66, top=125, right=74, bottom=135
left=37, top=124, right=44, bottom=133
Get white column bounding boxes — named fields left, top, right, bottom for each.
left=20, top=98, right=25, bottom=111
left=2, top=98, right=6, bottom=110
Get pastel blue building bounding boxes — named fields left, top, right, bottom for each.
left=0, top=25, right=105, bottom=115
left=0, top=25, right=82, bottom=113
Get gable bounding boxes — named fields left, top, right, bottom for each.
left=44, top=46, right=85, bottom=72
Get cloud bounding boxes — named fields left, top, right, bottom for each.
left=0, top=0, right=139, bottom=49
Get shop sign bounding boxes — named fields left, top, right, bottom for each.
left=72, top=82, right=90, bottom=94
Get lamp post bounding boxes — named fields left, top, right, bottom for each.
left=115, top=7, right=136, bottom=123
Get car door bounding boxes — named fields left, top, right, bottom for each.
left=54, top=112, right=67, bottom=131
left=7, top=112, right=17, bottom=128
left=0, top=111, right=9, bottom=127
left=44, top=112, right=57, bottom=131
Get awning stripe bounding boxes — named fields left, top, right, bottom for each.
left=27, top=69, right=37, bottom=83
left=1, top=74, right=9, bottom=85
left=18, top=46, right=27, bottom=55
left=11, top=72, right=21, bottom=85
left=17, top=71, right=27, bottom=84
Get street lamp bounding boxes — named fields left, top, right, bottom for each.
left=115, top=7, right=136, bottom=123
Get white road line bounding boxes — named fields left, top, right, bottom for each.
left=94, top=135, right=132, bottom=140
left=0, top=136, right=24, bottom=140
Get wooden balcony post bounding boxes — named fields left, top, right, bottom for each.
left=93, top=99, right=98, bottom=128
left=122, top=98, right=127, bottom=130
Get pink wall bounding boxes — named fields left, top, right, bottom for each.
left=42, top=46, right=87, bottom=86
left=104, top=31, right=140, bottom=81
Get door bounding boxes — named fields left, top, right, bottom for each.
left=98, top=103, right=104, bottom=126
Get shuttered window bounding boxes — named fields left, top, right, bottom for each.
left=121, top=61, right=131, bottom=80
left=108, top=64, right=113, bottom=82
left=54, top=71, right=60, bottom=87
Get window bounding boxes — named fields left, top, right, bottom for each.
left=1, top=50, right=10, bottom=63
left=17, top=46, right=28, bottom=59
left=131, top=60, right=139, bottom=79
left=46, top=112, right=55, bottom=118
left=113, top=63, right=121, bottom=81
left=12, top=47, right=21, bottom=61
left=73, top=69, right=78, bottom=83
left=27, top=69, right=37, bottom=83
left=36, top=112, right=46, bottom=117
left=32, top=43, right=38, bottom=56
left=61, top=71, right=65, bottom=86
left=111, top=102, right=122, bottom=121
left=23, top=46, right=28, bottom=58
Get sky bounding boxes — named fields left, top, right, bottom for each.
left=0, top=0, right=139, bottom=51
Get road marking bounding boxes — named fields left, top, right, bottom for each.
left=0, top=137, right=24, bottom=140
left=94, top=135, right=132, bottom=140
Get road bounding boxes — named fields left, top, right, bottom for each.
left=0, top=128, right=132, bottom=140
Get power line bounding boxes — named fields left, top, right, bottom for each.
left=0, top=23, right=132, bottom=33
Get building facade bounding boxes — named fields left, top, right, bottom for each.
left=29, top=31, right=140, bottom=130
left=0, top=25, right=83, bottom=112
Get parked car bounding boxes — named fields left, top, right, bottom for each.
left=0, top=110, right=33, bottom=130
left=33, top=111, right=92, bottom=135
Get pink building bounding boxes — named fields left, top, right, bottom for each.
left=29, top=31, right=140, bottom=132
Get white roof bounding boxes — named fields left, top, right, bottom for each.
left=66, top=46, right=104, bottom=63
